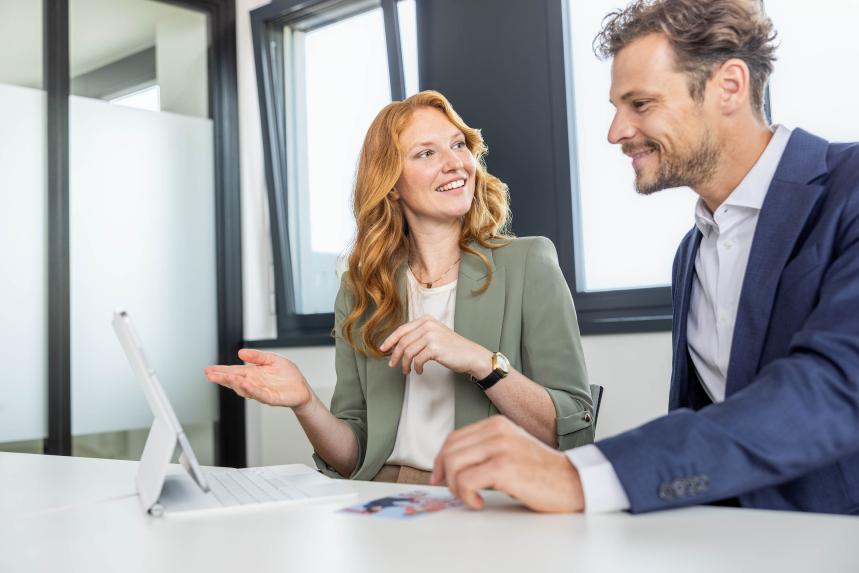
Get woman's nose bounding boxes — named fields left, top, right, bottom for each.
left=441, top=148, right=464, bottom=171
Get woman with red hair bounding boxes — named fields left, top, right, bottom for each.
left=206, top=91, right=593, bottom=484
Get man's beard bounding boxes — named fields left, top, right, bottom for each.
left=625, top=131, right=721, bottom=195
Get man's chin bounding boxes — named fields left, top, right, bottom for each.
left=634, top=175, right=662, bottom=196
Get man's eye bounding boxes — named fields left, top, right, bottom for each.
left=633, top=100, right=650, bottom=111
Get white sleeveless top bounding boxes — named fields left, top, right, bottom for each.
left=385, top=270, right=457, bottom=470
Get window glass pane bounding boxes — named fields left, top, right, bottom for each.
left=69, top=0, right=216, bottom=463
left=398, top=0, right=419, bottom=97
left=567, top=0, right=697, bottom=292
left=287, top=8, right=391, bottom=313
left=765, top=1, right=859, bottom=142
left=0, top=0, right=46, bottom=452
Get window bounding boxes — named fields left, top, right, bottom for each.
left=251, top=0, right=418, bottom=343
left=567, top=0, right=697, bottom=293
left=398, top=0, right=419, bottom=97
left=285, top=7, right=391, bottom=314
left=763, top=1, right=859, bottom=142
left=561, top=0, right=691, bottom=332
left=559, top=0, right=859, bottom=333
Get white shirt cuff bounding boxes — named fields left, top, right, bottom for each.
left=565, top=444, right=631, bottom=513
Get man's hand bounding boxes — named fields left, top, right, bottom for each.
left=431, top=416, right=586, bottom=513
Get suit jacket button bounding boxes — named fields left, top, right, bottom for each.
left=658, top=483, right=674, bottom=500
left=584, top=413, right=592, bottom=423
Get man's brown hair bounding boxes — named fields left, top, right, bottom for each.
left=594, top=0, right=777, bottom=119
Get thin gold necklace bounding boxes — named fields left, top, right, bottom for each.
left=408, top=255, right=462, bottom=289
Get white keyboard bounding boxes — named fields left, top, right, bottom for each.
left=205, top=466, right=323, bottom=507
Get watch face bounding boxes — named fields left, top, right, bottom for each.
left=495, top=352, right=511, bottom=375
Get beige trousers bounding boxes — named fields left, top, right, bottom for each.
left=372, top=464, right=433, bottom=485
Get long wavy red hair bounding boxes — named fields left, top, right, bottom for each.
left=342, top=90, right=511, bottom=357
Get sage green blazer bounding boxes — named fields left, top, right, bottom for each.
left=314, top=236, right=593, bottom=480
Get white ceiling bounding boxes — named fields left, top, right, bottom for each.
left=0, top=0, right=203, bottom=88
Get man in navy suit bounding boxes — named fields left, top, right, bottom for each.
left=432, top=0, right=859, bottom=515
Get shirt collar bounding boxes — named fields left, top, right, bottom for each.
left=694, top=124, right=792, bottom=236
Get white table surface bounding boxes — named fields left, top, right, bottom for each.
left=2, top=452, right=858, bottom=573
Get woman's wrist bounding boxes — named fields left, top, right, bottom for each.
left=291, top=382, right=316, bottom=417
left=468, top=348, right=495, bottom=380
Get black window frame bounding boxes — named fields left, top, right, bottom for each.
left=39, top=0, right=245, bottom=467
left=249, top=0, right=410, bottom=348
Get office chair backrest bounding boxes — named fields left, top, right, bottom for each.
left=589, top=384, right=604, bottom=431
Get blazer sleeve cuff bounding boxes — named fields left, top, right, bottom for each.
left=548, top=387, right=595, bottom=450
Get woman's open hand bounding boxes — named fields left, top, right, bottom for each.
left=380, top=315, right=492, bottom=378
left=204, top=349, right=312, bottom=411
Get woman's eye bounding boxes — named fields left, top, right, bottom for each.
left=452, top=140, right=467, bottom=150
left=417, top=149, right=433, bottom=159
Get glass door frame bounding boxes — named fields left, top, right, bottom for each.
left=43, top=0, right=246, bottom=468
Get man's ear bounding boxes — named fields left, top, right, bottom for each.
left=715, top=58, right=751, bottom=115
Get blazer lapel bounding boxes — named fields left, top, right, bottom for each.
left=363, top=267, right=408, bottom=471
left=725, top=129, right=827, bottom=396
left=669, top=230, right=702, bottom=410
left=453, top=243, right=505, bottom=428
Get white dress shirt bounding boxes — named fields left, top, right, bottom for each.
left=567, top=125, right=793, bottom=512
left=386, top=270, right=457, bottom=471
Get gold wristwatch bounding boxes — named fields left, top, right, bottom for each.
left=471, top=352, right=510, bottom=390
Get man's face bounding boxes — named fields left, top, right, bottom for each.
left=608, top=33, right=720, bottom=195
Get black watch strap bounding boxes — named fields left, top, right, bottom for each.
left=471, top=370, right=503, bottom=391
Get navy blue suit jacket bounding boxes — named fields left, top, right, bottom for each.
left=598, top=129, right=859, bottom=514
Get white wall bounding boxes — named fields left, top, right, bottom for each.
left=234, top=0, right=673, bottom=467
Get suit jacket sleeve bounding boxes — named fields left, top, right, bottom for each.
left=520, top=237, right=594, bottom=450
left=597, top=191, right=859, bottom=512
left=312, top=274, right=369, bottom=478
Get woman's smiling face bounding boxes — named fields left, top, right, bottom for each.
left=392, top=106, right=478, bottom=226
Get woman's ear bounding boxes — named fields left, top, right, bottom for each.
left=389, top=188, right=401, bottom=200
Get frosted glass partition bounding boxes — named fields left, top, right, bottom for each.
left=70, top=96, right=217, bottom=435
left=0, top=84, right=47, bottom=443
left=765, top=1, right=859, bottom=142
left=567, top=0, right=697, bottom=292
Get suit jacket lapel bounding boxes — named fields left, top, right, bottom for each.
left=453, top=243, right=505, bottom=428
left=725, top=129, right=827, bottom=396
left=670, top=230, right=702, bottom=410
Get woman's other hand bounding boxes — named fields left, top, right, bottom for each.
left=380, top=315, right=492, bottom=378
left=204, top=349, right=312, bottom=411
